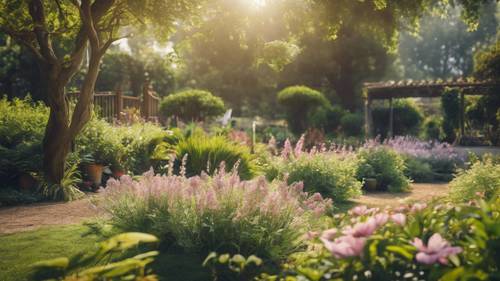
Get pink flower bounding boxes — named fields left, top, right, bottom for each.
left=343, top=217, right=378, bottom=237
left=321, top=235, right=366, bottom=258
left=349, top=206, right=378, bottom=216
left=306, top=231, right=320, bottom=240
left=373, top=213, right=389, bottom=227
left=391, top=213, right=406, bottom=225
left=411, top=233, right=462, bottom=265
left=320, top=228, right=338, bottom=240
left=411, top=203, right=427, bottom=212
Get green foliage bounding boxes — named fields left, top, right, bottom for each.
left=441, top=88, right=461, bottom=143
left=116, top=123, right=176, bottom=174
left=37, top=156, right=84, bottom=202
left=468, top=40, right=500, bottom=145
left=262, top=196, right=500, bottom=281
left=175, top=136, right=255, bottom=179
left=309, top=105, right=346, bottom=134
left=0, top=187, right=44, bottom=206
left=282, top=154, right=362, bottom=202
left=403, top=156, right=434, bottom=183
left=277, top=86, right=329, bottom=135
left=31, top=232, right=159, bottom=281
left=76, top=118, right=125, bottom=167
left=449, top=157, right=500, bottom=203
left=340, top=112, right=364, bottom=137
left=0, top=96, right=48, bottom=147
left=372, top=99, right=423, bottom=138
left=160, top=89, right=225, bottom=122
left=474, top=39, right=500, bottom=80
left=203, top=252, right=264, bottom=281
left=422, top=116, right=443, bottom=141
left=357, top=146, right=410, bottom=192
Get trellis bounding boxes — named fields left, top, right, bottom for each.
left=363, top=78, right=499, bottom=138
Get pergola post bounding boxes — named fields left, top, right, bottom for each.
left=364, top=96, right=373, bottom=137
left=459, top=91, right=465, bottom=139
left=388, top=97, right=394, bottom=138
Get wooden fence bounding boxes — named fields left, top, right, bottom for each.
left=70, top=84, right=161, bottom=123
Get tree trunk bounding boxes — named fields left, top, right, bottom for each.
left=42, top=75, right=72, bottom=183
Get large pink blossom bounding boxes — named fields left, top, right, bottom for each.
left=411, top=233, right=462, bottom=265
left=343, top=217, right=378, bottom=237
left=391, top=213, right=406, bottom=225
left=321, top=235, right=366, bottom=258
left=373, top=213, right=389, bottom=227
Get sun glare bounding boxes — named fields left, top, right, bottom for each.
left=248, top=0, right=267, bottom=9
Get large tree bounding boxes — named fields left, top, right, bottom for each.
left=0, top=0, right=201, bottom=183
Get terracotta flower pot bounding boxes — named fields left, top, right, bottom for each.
left=364, top=178, right=377, bottom=191
left=86, top=164, right=104, bottom=186
left=112, top=169, right=125, bottom=179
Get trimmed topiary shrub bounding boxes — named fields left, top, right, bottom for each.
left=175, top=136, right=255, bottom=180
left=356, top=146, right=410, bottom=192
left=160, top=89, right=225, bottom=122
left=277, top=85, right=329, bottom=135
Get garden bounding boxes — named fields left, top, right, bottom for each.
left=0, top=0, right=499, bottom=281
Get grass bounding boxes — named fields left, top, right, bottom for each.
left=0, top=224, right=210, bottom=281
left=0, top=224, right=99, bottom=281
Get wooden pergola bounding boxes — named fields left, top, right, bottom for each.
left=363, top=78, right=499, bottom=138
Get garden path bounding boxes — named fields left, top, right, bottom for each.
left=0, top=194, right=104, bottom=235
left=354, top=183, right=449, bottom=208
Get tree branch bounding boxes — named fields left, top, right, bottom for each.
left=28, top=0, right=58, bottom=63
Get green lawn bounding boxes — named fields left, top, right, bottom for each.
left=0, top=224, right=210, bottom=281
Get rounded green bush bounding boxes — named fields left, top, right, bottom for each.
left=340, top=112, right=364, bottom=137
left=160, top=89, right=225, bottom=122
left=284, top=154, right=362, bottom=202
left=356, top=146, right=410, bottom=192
left=309, top=105, right=346, bottom=134
left=175, top=136, right=255, bottom=179
left=449, top=158, right=500, bottom=203
left=277, top=85, right=329, bottom=135
left=372, top=99, right=423, bottom=138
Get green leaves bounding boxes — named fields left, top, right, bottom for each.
left=31, top=232, right=159, bottom=281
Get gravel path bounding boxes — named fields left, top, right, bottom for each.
left=354, top=183, right=449, bottom=208
left=0, top=195, right=104, bottom=235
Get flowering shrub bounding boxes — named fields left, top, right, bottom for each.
left=383, top=136, right=465, bottom=181
left=101, top=167, right=332, bottom=261
left=265, top=136, right=361, bottom=202
left=449, top=157, right=500, bottom=203
left=262, top=196, right=500, bottom=281
left=356, top=146, right=410, bottom=192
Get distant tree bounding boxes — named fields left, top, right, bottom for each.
left=0, top=0, right=201, bottom=184
left=467, top=40, right=500, bottom=144
left=398, top=3, right=497, bottom=79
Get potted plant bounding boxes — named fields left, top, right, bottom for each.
left=358, top=163, right=378, bottom=191
left=81, top=154, right=105, bottom=187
